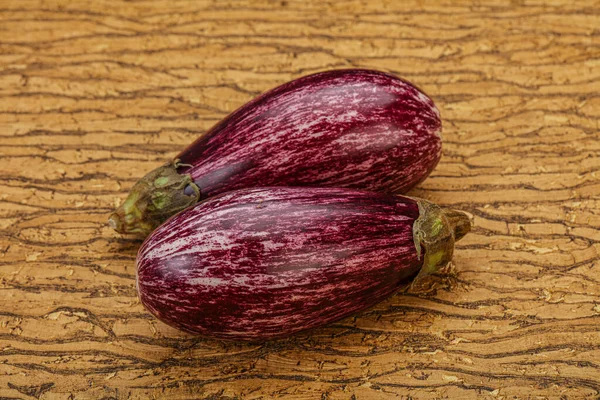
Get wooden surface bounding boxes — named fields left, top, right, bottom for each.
left=1, top=1, right=599, bottom=399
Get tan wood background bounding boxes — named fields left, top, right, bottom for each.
left=1, top=0, right=599, bottom=398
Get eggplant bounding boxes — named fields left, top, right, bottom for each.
left=136, top=187, right=469, bottom=341
left=110, top=69, right=442, bottom=235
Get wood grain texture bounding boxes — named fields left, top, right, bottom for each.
left=0, top=0, right=599, bottom=399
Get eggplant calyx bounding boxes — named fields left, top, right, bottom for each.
left=411, top=198, right=471, bottom=281
left=108, top=159, right=201, bottom=235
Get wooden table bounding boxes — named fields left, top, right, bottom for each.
left=1, top=1, right=599, bottom=399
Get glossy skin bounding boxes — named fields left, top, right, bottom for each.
left=136, top=187, right=423, bottom=341
left=179, top=69, right=442, bottom=197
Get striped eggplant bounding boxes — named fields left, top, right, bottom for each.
left=110, top=69, right=442, bottom=235
left=136, top=187, right=470, bottom=341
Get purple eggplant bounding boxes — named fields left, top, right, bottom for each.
left=136, top=187, right=469, bottom=341
left=110, top=69, right=442, bottom=235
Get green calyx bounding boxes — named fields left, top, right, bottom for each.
left=411, top=198, right=471, bottom=282
left=108, top=159, right=201, bottom=236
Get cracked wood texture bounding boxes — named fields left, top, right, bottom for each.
left=0, top=0, right=599, bottom=399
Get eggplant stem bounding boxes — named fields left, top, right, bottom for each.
left=411, top=198, right=471, bottom=283
left=109, top=159, right=201, bottom=235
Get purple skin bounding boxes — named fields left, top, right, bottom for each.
left=136, top=187, right=470, bottom=341
left=110, top=69, right=442, bottom=235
